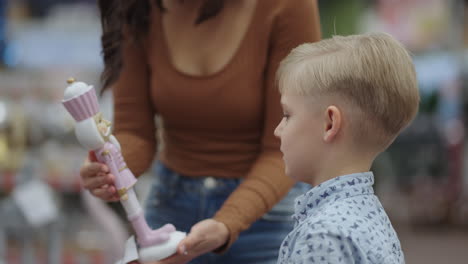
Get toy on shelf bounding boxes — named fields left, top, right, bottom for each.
left=62, top=78, right=185, bottom=263
left=0, top=99, right=27, bottom=173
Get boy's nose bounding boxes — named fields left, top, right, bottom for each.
left=274, top=122, right=282, bottom=138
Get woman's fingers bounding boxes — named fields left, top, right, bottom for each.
left=80, top=162, right=109, bottom=179
left=80, top=162, right=115, bottom=200
left=91, top=185, right=120, bottom=201
left=80, top=155, right=118, bottom=201
left=82, top=174, right=114, bottom=190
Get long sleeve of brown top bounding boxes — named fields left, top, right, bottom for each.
left=112, top=32, right=158, bottom=177
left=212, top=0, right=321, bottom=252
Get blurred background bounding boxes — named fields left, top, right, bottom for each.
left=0, top=0, right=467, bottom=263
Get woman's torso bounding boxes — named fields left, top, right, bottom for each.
left=146, top=0, right=277, bottom=178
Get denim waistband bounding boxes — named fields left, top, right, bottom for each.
left=153, top=162, right=242, bottom=196
left=153, top=162, right=310, bottom=198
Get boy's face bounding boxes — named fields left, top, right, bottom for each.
left=274, top=93, right=323, bottom=183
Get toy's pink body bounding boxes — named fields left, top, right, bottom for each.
left=95, top=142, right=137, bottom=192
left=94, top=141, right=176, bottom=247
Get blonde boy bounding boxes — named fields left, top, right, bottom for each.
left=274, top=33, right=419, bottom=264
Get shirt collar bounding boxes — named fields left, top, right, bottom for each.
left=292, top=172, right=375, bottom=224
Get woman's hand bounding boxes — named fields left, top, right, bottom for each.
left=80, top=151, right=120, bottom=201
left=149, top=219, right=229, bottom=264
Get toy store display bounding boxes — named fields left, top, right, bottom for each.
left=0, top=71, right=84, bottom=192
left=0, top=179, right=60, bottom=264
left=1, top=1, right=131, bottom=261
left=0, top=99, right=26, bottom=173
left=0, top=70, right=116, bottom=264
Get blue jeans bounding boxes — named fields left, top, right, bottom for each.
left=144, top=162, right=309, bottom=264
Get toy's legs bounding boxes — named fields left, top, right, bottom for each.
left=121, top=188, right=176, bottom=246
left=121, top=188, right=186, bottom=262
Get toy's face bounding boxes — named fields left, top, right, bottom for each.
left=93, top=113, right=112, bottom=138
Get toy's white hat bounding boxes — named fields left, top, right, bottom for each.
left=62, top=78, right=99, bottom=122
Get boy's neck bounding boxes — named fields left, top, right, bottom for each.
left=307, top=150, right=375, bottom=187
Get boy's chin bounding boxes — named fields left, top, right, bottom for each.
left=285, top=170, right=304, bottom=182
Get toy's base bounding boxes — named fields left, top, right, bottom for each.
left=139, top=231, right=186, bottom=263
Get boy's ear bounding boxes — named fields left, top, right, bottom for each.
left=323, top=106, right=341, bottom=142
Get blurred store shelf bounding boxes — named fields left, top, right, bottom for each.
left=1, top=0, right=467, bottom=263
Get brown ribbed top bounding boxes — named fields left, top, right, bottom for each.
left=111, top=0, right=321, bottom=251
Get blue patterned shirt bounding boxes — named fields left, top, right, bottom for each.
left=277, top=172, right=404, bottom=264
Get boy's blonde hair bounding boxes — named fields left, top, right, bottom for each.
left=277, top=32, right=420, bottom=150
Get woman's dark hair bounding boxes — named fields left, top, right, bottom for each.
left=98, top=0, right=225, bottom=90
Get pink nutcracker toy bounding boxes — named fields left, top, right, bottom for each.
left=62, top=78, right=186, bottom=263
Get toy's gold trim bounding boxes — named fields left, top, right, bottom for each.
left=101, top=150, right=110, bottom=156
left=67, top=77, right=75, bottom=84
left=93, top=113, right=111, bottom=142
left=118, top=188, right=128, bottom=201
left=119, top=166, right=128, bottom=172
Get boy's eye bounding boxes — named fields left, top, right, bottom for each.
left=283, top=113, right=290, bottom=120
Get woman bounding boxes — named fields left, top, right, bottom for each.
left=81, top=0, right=321, bottom=263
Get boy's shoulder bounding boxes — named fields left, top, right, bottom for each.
left=305, top=193, right=393, bottom=239
left=309, top=190, right=380, bottom=223
left=293, top=196, right=402, bottom=262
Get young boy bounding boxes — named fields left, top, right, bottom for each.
left=274, top=32, right=419, bottom=264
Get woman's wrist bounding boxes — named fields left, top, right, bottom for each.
left=212, top=219, right=231, bottom=253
